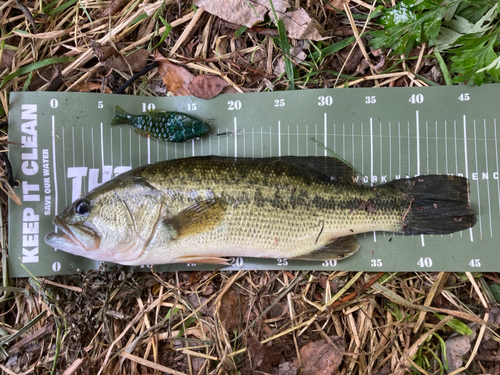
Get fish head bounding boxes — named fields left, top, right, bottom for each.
left=45, top=179, right=164, bottom=264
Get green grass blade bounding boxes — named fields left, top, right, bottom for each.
left=310, top=36, right=356, bottom=60
left=269, top=0, right=295, bottom=89
left=434, top=50, right=453, bottom=85
left=153, top=15, right=172, bottom=49
left=1, top=56, right=75, bottom=88
left=234, top=26, right=247, bottom=38
left=434, top=313, right=473, bottom=335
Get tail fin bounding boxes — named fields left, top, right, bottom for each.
left=110, top=105, right=132, bottom=125
left=388, top=175, right=476, bottom=234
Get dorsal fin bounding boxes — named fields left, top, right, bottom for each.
left=279, top=156, right=358, bottom=184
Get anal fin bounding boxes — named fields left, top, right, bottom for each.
left=292, top=235, right=360, bottom=261
left=175, top=255, right=231, bottom=265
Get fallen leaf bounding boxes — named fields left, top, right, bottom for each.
left=443, top=325, right=478, bottom=372
left=280, top=9, right=324, bottom=41
left=277, top=361, right=298, bottom=375
left=218, top=287, right=248, bottom=332
left=155, top=50, right=194, bottom=96
left=329, top=0, right=349, bottom=11
left=194, top=0, right=268, bottom=27
left=74, top=82, right=113, bottom=93
left=294, top=337, right=344, bottom=375
left=29, top=64, right=65, bottom=91
left=0, top=50, right=14, bottom=70
left=188, top=75, right=228, bottom=99
left=240, top=337, right=285, bottom=375
left=104, top=49, right=149, bottom=73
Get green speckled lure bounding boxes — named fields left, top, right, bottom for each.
left=110, top=105, right=210, bottom=142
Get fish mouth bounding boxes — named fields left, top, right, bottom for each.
left=45, top=216, right=100, bottom=252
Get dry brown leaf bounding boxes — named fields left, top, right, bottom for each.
left=444, top=326, right=478, bottom=372
left=155, top=51, right=194, bottom=96
left=104, top=49, right=149, bottom=73
left=240, top=337, right=285, bottom=375
left=194, top=0, right=268, bottom=27
left=74, top=82, right=113, bottom=93
left=0, top=50, right=14, bottom=70
left=188, top=75, right=228, bottom=100
left=280, top=9, right=324, bottom=41
left=294, top=337, right=344, bottom=375
left=329, top=0, right=350, bottom=10
left=218, top=287, right=248, bottom=332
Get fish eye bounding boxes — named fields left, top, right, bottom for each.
left=74, top=198, right=91, bottom=216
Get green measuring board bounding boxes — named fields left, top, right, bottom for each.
left=7, top=85, right=500, bottom=277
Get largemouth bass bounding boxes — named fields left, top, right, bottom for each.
left=44, top=156, right=476, bottom=265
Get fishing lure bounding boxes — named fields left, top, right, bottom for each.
left=110, top=105, right=211, bottom=142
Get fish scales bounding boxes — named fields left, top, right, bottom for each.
left=105, top=157, right=406, bottom=263
left=45, top=156, right=476, bottom=265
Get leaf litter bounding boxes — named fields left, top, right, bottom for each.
left=1, top=0, right=500, bottom=374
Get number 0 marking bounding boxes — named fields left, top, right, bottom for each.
left=50, top=99, right=58, bottom=108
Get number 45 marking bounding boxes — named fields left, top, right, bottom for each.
left=459, top=93, right=470, bottom=101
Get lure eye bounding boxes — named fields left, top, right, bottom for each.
left=74, top=198, right=91, bottom=216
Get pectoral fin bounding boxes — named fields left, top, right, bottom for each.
left=292, top=235, right=360, bottom=261
left=175, top=255, right=231, bottom=265
left=163, top=198, right=226, bottom=240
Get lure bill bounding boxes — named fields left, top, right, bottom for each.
left=45, top=156, right=476, bottom=266
left=110, top=105, right=210, bottom=142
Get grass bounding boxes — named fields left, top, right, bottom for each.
left=1, top=0, right=500, bottom=374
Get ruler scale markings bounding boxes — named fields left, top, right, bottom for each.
left=119, top=128, right=122, bottom=166
left=416, top=111, right=420, bottom=176
left=287, top=125, right=290, bottom=156
left=278, top=121, right=281, bottom=157
left=426, top=121, right=429, bottom=174
left=82, top=128, right=85, bottom=168
left=306, top=124, right=309, bottom=156
left=147, top=136, right=150, bottom=164
left=435, top=121, right=438, bottom=174
left=324, top=113, right=327, bottom=156
left=370, top=118, right=373, bottom=185
left=454, top=121, right=458, bottom=176
left=91, top=127, right=95, bottom=169
left=351, top=124, right=354, bottom=168
left=315, top=123, right=318, bottom=156
left=234, top=117, right=238, bottom=157
left=380, top=122, right=382, bottom=179
left=495, top=119, right=500, bottom=213
left=389, top=122, right=392, bottom=179
left=51, top=116, right=58, bottom=229
left=407, top=121, right=411, bottom=177
left=261, top=126, right=263, bottom=158
left=445, top=121, right=448, bottom=175
left=484, top=120, right=493, bottom=237
left=269, top=125, right=272, bottom=157
left=72, top=127, right=75, bottom=167
left=343, top=123, right=345, bottom=159
left=250, top=127, right=253, bottom=157
left=296, top=125, right=299, bottom=156
left=463, top=115, right=473, bottom=241
left=473, top=120, right=482, bottom=237
left=62, top=126, right=67, bottom=200
left=361, top=123, right=364, bottom=177
left=418, top=113, right=424, bottom=247
left=398, top=122, right=401, bottom=176
left=110, top=129, right=113, bottom=167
